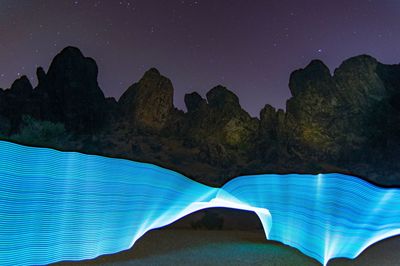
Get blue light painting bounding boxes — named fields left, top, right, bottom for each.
left=0, top=141, right=399, bottom=265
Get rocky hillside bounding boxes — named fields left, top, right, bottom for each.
left=1, top=46, right=399, bottom=186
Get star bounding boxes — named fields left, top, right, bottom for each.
left=0, top=0, right=398, bottom=117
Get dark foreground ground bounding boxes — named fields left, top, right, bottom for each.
left=55, top=229, right=400, bottom=266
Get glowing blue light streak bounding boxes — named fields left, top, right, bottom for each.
left=0, top=141, right=399, bottom=265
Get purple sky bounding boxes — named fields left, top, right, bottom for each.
left=0, top=0, right=399, bottom=116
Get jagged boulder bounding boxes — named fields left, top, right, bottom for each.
left=36, top=67, right=46, bottom=85
left=280, top=55, right=400, bottom=163
left=259, top=104, right=278, bottom=136
left=185, top=92, right=207, bottom=112
left=206, top=85, right=241, bottom=112
left=257, top=104, right=296, bottom=162
left=289, top=59, right=333, bottom=97
left=183, top=85, right=258, bottom=148
left=118, top=68, right=174, bottom=131
left=2, top=46, right=400, bottom=186
left=9, top=76, right=33, bottom=98
left=34, top=46, right=108, bottom=133
left=0, top=76, right=34, bottom=132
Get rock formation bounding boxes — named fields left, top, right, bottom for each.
left=1, top=46, right=400, bottom=186
left=182, top=85, right=257, bottom=148
left=118, top=68, right=174, bottom=131
left=34, top=46, right=109, bottom=133
left=260, top=55, right=400, bottom=183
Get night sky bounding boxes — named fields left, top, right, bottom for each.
left=0, top=0, right=399, bottom=116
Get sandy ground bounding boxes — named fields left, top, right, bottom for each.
left=54, top=229, right=400, bottom=266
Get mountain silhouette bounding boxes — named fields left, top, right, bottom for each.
left=1, top=46, right=399, bottom=186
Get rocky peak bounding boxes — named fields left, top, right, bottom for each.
left=46, top=46, right=99, bottom=88
left=184, top=92, right=206, bottom=112
left=36, top=67, right=46, bottom=85
left=182, top=85, right=257, bottom=147
left=259, top=104, right=288, bottom=138
left=118, top=68, right=174, bottom=131
left=289, top=59, right=332, bottom=97
left=334, top=54, right=378, bottom=77
left=260, top=104, right=276, bottom=124
left=284, top=54, right=397, bottom=164
left=333, top=55, right=386, bottom=103
left=2, top=47, right=400, bottom=186
left=9, top=76, right=33, bottom=98
left=206, top=85, right=241, bottom=110
left=0, top=76, right=33, bottom=133
left=33, top=46, right=107, bottom=132
left=142, top=67, right=161, bottom=77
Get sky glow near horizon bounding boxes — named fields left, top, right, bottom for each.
left=0, top=0, right=399, bottom=116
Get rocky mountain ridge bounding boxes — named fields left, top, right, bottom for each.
left=1, top=46, right=399, bottom=186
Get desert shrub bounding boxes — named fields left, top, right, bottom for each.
left=9, top=116, right=69, bottom=148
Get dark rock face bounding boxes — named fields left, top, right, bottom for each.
left=9, top=76, right=33, bottom=98
left=260, top=54, right=400, bottom=183
left=0, top=47, right=110, bottom=134
left=258, top=105, right=293, bottom=162
left=0, top=76, right=33, bottom=132
left=184, top=92, right=206, bottom=112
left=36, top=67, right=46, bottom=85
left=289, top=59, right=332, bottom=97
left=182, top=85, right=258, bottom=148
left=2, top=47, right=400, bottom=186
left=206, top=85, right=240, bottom=110
left=34, top=46, right=108, bottom=133
left=118, top=68, right=174, bottom=131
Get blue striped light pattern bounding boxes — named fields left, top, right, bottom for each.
left=0, top=141, right=399, bottom=265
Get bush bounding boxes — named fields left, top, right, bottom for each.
left=9, top=116, right=69, bottom=148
